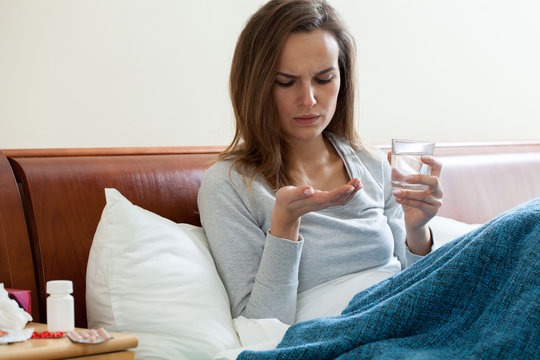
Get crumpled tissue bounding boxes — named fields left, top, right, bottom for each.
left=0, top=283, right=33, bottom=344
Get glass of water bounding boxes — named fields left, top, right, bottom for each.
left=391, top=139, right=435, bottom=191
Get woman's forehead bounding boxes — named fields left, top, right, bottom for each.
left=277, top=29, right=340, bottom=74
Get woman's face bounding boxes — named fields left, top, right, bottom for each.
left=272, top=29, right=341, bottom=145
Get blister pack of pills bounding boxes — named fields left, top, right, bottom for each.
left=66, top=328, right=113, bottom=344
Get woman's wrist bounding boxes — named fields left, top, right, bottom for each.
left=405, top=225, right=432, bottom=256
left=270, top=208, right=301, bottom=241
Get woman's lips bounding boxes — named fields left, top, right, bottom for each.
left=294, top=114, right=320, bottom=125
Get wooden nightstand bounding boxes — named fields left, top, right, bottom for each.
left=0, top=322, right=138, bottom=360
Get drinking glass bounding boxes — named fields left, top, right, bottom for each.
left=391, top=139, right=435, bottom=191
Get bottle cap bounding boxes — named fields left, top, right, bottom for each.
left=46, top=280, right=73, bottom=294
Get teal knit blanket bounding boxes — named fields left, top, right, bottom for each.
left=238, top=198, right=540, bottom=359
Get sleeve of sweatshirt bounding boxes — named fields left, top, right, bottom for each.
left=197, top=162, right=303, bottom=325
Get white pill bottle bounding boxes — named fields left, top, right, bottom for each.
left=46, top=280, right=75, bottom=332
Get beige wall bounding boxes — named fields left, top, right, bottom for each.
left=1, top=0, right=539, bottom=149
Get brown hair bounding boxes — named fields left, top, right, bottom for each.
left=220, top=0, right=361, bottom=190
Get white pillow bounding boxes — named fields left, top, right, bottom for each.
left=429, top=216, right=482, bottom=250
left=86, top=188, right=240, bottom=360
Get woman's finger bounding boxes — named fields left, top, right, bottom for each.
left=420, top=155, right=443, bottom=178
left=332, top=180, right=362, bottom=204
left=278, top=178, right=363, bottom=214
left=305, top=183, right=359, bottom=208
left=395, top=196, right=441, bottom=217
left=394, top=191, right=442, bottom=211
left=334, top=185, right=361, bottom=205
left=402, top=174, right=443, bottom=197
left=393, top=188, right=442, bottom=207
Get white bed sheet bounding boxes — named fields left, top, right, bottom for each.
left=213, top=259, right=401, bottom=360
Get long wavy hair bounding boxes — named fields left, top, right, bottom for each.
left=220, top=0, right=361, bottom=190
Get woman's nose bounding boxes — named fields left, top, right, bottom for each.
left=298, top=84, right=317, bottom=109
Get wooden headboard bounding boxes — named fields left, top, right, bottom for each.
left=0, top=152, right=39, bottom=317
left=5, top=147, right=222, bottom=327
left=1, top=142, right=539, bottom=329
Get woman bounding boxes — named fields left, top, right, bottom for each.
left=198, top=0, right=442, bottom=326
left=200, top=1, right=539, bottom=358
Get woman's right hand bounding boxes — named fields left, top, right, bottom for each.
left=270, top=178, right=362, bottom=241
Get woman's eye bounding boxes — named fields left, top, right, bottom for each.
left=276, top=80, right=294, bottom=87
left=315, top=75, right=333, bottom=84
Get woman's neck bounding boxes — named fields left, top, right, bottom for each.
left=287, top=134, right=348, bottom=190
left=288, top=134, right=332, bottom=167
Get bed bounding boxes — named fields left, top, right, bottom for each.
left=1, top=141, right=539, bottom=359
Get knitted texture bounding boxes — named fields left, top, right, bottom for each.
left=238, top=198, right=540, bottom=359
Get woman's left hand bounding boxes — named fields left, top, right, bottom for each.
left=388, top=154, right=444, bottom=254
left=392, top=155, right=443, bottom=227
